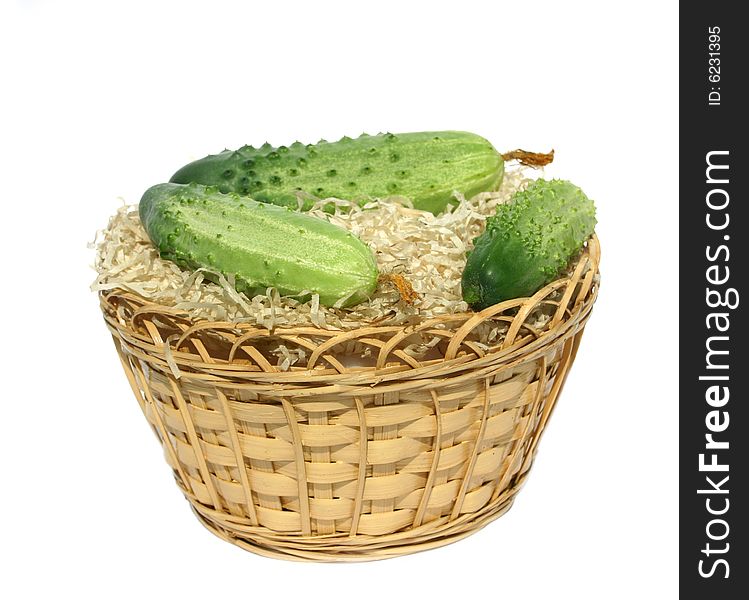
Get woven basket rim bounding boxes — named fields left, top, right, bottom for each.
left=100, top=235, right=600, bottom=386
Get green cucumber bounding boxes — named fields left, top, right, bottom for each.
left=169, top=131, right=504, bottom=214
left=139, top=182, right=378, bottom=307
left=461, top=179, right=596, bottom=309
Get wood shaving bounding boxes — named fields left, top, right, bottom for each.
left=92, top=167, right=536, bottom=332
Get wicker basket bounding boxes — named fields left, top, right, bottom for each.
left=100, top=235, right=600, bottom=562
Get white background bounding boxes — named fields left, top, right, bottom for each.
left=1, top=1, right=678, bottom=598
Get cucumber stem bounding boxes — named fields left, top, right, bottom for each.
left=378, top=273, right=418, bottom=305
left=501, top=149, right=555, bottom=168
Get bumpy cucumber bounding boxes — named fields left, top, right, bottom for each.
left=169, top=131, right=504, bottom=214
left=461, top=179, right=596, bottom=309
left=139, top=183, right=378, bottom=307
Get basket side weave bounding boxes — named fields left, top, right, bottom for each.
left=102, top=236, right=600, bottom=561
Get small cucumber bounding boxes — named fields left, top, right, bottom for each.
left=461, top=179, right=596, bottom=309
left=139, top=182, right=378, bottom=307
left=169, top=131, right=504, bottom=214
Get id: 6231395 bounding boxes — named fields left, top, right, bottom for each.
left=708, top=26, right=721, bottom=105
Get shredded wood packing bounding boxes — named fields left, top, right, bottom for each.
left=92, top=167, right=565, bottom=369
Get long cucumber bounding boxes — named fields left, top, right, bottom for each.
left=170, top=131, right=504, bottom=214
left=139, top=182, right=379, bottom=307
